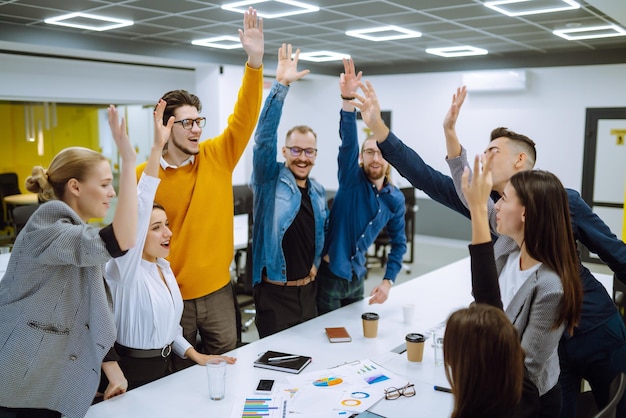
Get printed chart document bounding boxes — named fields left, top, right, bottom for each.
left=285, top=359, right=407, bottom=416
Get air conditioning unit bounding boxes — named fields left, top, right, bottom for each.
left=462, top=70, right=527, bottom=92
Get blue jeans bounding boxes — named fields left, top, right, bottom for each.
left=558, top=312, right=626, bottom=417
left=316, top=260, right=364, bottom=315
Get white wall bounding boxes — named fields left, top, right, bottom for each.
left=275, top=63, right=626, bottom=195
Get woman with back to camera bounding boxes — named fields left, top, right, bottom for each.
left=444, top=303, right=525, bottom=418
left=0, top=105, right=137, bottom=418
left=103, top=99, right=235, bottom=390
left=461, top=154, right=582, bottom=418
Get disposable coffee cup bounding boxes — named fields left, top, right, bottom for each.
left=405, top=333, right=426, bottom=362
left=361, top=312, right=380, bottom=338
left=402, top=303, right=416, bottom=324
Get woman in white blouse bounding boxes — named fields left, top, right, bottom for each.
left=104, top=99, right=235, bottom=389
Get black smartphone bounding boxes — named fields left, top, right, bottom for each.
left=255, top=379, right=275, bottom=394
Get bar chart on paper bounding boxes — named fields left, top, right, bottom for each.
left=232, top=396, right=287, bottom=417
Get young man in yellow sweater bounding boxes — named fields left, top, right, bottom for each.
left=135, top=7, right=264, bottom=371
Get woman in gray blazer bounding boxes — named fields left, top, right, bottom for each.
left=0, top=105, right=139, bottom=418
left=462, top=155, right=583, bottom=418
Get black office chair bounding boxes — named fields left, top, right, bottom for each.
left=13, top=204, right=40, bottom=236
left=0, top=172, right=22, bottom=234
left=577, top=373, right=626, bottom=418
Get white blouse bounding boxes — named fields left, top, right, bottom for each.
left=105, top=174, right=192, bottom=358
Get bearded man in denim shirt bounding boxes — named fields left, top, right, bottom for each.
left=251, top=44, right=328, bottom=338
left=316, top=59, right=407, bottom=315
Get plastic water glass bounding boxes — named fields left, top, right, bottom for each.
left=206, top=359, right=226, bottom=400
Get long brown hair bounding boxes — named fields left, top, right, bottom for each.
left=510, top=170, right=582, bottom=333
left=444, top=304, right=524, bottom=418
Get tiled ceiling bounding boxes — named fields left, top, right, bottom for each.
left=0, top=0, right=625, bottom=75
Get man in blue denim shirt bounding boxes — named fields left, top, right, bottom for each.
left=316, top=59, right=406, bottom=315
left=354, top=81, right=626, bottom=417
left=251, top=44, right=328, bottom=338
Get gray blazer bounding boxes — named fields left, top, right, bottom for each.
left=450, top=150, right=564, bottom=396
left=0, top=201, right=121, bottom=418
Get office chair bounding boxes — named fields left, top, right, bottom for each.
left=0, top=172, right=22, bottom=235
left=366, top=187, right=418, bottom=274
left=232, top=185, right=255, bottom=341
left=577, top=373, right=626, bottom=418
left=12, top=204, right=39, bottom=236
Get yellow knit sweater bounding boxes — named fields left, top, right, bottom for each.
left=136, top=65, right=262, bottom=299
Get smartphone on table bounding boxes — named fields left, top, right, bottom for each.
left=255, top=379, right=275, bottom=394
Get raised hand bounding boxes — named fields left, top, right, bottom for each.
left=239, top=7, right=264, bottom=69
left=153, top=99, right=174, bottom=150
left=443, top=86, right=467, bottom=132
left=276, top=43, right=310, bottom=86
left=339, top=57, right=362, bottom=98
left=461, top=153, right=493, bottom=212
left=107, top=105, right=136, bottom=162
left=352, top=81, right=389, bottom=141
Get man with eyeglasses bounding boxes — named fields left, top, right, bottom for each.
left=250, top=44, right=328, bottom=338
left=135, top=7, right=264, bottom=370
left=316, top=58, right=407, bottom=315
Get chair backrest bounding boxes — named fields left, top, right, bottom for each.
left=593, top=372, right=626, bottom=418
left=13, top=204, right=40, bottom=236
left=0, top=172, right=21, bottom=197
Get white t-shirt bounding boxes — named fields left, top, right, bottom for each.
left=499, top=250, right=542, bottom=310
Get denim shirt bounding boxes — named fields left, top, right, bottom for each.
left=323, top=110, right=406, bottom=282
left=250, top=81, right=328, bottom=286
left=379, top=132, right=626, bottom=334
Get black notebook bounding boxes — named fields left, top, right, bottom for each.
left=253, top=350, right=312, bottom=374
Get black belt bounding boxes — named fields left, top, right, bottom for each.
left=115, top=342, right=173, bottom=359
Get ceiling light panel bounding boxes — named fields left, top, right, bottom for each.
left=425, top=46, right=489, bottom=58
left=44, top=12, right=133, bottom=31
left=484, top=0, right=581, bottom=17
left=553, top=24, right=626, bottom=40
left=221, top=0, right=319, bottom=19
left=192, top=36, right=243, bottom=49
left=297, top=51, right=350, bottom=62
left=346, top=26, right=422, bottom=42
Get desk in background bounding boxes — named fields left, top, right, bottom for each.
left=3, top=194, right=38, bottom=206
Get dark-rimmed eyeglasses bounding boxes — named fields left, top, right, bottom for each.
left=286, top=146, right=317, bottom=158
left=362, top=149, right=382, bottom=158
left=173, top=117, right=206, bottom=130
left=384, top=383, right=416, bottom=400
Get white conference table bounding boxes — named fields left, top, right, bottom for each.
left=83, top=257, right=468, bottom=418
left=0, top=253, right=615, bottom=417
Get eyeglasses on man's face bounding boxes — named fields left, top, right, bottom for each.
left=173, top=117, right=206, bottom=130
left=362, top=149, right=382, bottom=158
left=286, top=146, right=317, bottom=158
left=384, top=383, right=416, bottom=400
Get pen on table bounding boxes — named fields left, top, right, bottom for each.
left=268, top=355, right=300, bottom=362
left=434, top=385, right=452, bottom=393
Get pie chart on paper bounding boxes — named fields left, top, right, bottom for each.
left=313, top=377, right=343, bottom=387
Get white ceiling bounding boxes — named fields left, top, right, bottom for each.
left=0, top=0, right=625, bottom=75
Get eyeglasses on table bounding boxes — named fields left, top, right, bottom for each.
left=384, top=383, right=416, bottom=400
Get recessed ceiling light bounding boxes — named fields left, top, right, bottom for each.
left=553, top=24, right=626, bottom=40
left=191, top=36, right=243, bottom=49
left=345, top=26, right=422, bottom=42
left=425, top=46, right=488, bottom=58
left=44, top=12, right=133, bottom=31
left=297, top=51, right=350, bottom=62
left=221, top=0, right=319, bottom=19
left=484, top=0, right=580, bottom=17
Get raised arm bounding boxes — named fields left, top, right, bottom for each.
left=239, top=7, right=264, bottom=69
left=443, top=86, right=466, bottom=159
left=337, top=58, right=364, bottom=186
left=252, top=43, right=309, bottom=185
left=107, top=105, right=137, bottom=251
left=462, top=153, right=503, bottom=309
